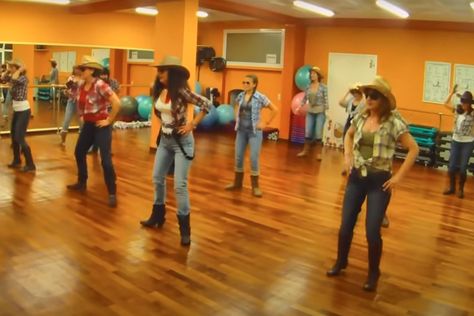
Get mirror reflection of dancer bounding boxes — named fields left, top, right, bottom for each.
left=59, top=66, right=82, bottom=146
left=4, top=59, right=36, bottom=172
left=327, top=77, right=419, bottom=292
left=442, top=86, right=474, bottom=199
left=140, top=56, right=212, bottom=247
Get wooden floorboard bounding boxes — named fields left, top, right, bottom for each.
left=0, top=129, right=473, bottom=316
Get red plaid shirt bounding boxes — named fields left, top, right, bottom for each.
left=76, top=78, right=113, bottom=122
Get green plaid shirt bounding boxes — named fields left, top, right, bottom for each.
left=351, top=111, right=408, bottom=176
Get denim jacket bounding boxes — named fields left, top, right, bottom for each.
left=234, top=91, right=270, bottom=133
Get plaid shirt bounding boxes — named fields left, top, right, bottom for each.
left=154, top=88, right=211, bottom=129
left=4, top=73, right=28, bottom=101
left=108, top=78, right=120, bottom=94
left=303, top=83, right=328, bottom=113
left=76, top=78, right=113, bottom=121
left=235, top=91, right=270, bottom=133
left=352, top=111, right=408, bottom=176
left=65, top=75, right=79, bottom=101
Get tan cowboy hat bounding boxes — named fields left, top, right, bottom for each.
left=359, top=76, right=396, bottom=109
left=349, top=82, right=363, bottom=93
left=77, top=55, right=103, bottom=70
left=50, top=58, right=57, bottom=63
left=310, top=66, right=323, bottom=77
left=7, top=59, right=24, bottom=68
left=151, top=55, right=190, bottom=79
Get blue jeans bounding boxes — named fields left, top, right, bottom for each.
left=153, top=133, right=194, bottom=215
left=61, top=99, right=77, bottom=132
left=448, top=140, right=474, bottom=175
left=305, top=112, right=326, bottom=141
left=75, top=122, right=116, bottom=194
left=335, top=170, right=391, bottom=272
left=235, top=128, right=263, bottom=176
left=2, top=90, right=12, bottom=117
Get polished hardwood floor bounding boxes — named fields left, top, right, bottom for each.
left=0, top=129, right=473, bottom=316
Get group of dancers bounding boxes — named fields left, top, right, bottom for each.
left=3, top=55, right=473, bottom=292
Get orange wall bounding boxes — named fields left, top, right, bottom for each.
left=0, top=2, right=155, bottom=50
left=304, top=26, right=474, bottom=131
left=197, top=21, right=285, bottom=129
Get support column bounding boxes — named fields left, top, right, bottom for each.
left=150, top=0, right=199, bottom=149
left=279, top=24, right=306, bottom=140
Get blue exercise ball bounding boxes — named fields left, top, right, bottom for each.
left=135, top=95, right=148, bottom=105
left=195, top=105, right=218, bottom=129
left=120, top=96, right=138, bottom=116
left=102, top=57, right=110, bottom=68
left=216, top=104, right=235, bottom=125
left=195, top=81, right=202, bottom=95
left=137, top=96, right=153, bottom=120
left=295, top=65, right=312, bottom=91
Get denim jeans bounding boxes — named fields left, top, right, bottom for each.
left=153, top=133, right=194, bottom=215
left=235, top=128, right=263, bottom=176
left=448, top=140, right=474, bottom=175
left=335, top=170, right=391, bottom=273
left=2, top=90, right=12, bottom=117
left=11, top=109, right=34, bottom=166
left=306, top=112, right=326, bottom=141
left=74, top=122, right=116, bottom=194
left=61, top=99, right=77, bottom=133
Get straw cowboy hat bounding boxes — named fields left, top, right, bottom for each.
left=7, top=59, right=24, bottom=68
left=151, top=55, right=190, bottom=79
left=77, top=55, right=103, bottom=70
left=349, top=82, right=363, bottom=93
left=359, top=76, right=396, bottom=110
left=310, top=66, right=323, bottom=78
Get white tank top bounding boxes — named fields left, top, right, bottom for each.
left=155, top=97, right=174, bottom=134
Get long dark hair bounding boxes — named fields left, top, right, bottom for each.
left=244, top=74, right=258, bottom=103
left=152, top=67, right=190, bottom=106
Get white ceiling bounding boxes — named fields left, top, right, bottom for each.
left=224, top=0, right=474, bottom=23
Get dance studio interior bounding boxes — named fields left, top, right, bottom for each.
left=0, top=0, right=473, bottom=315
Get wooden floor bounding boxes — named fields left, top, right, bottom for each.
left=0, top=129, right=473, bottom=316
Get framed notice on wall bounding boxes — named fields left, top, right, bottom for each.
left=454, top=64, right=474, bottom=93
left=423, top=61, right=451, bottom=104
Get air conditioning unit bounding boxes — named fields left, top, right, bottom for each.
left=35, top=45, right=48, bottom=51
left=128, top=49, right=154, bottom=62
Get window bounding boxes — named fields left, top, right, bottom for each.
left=128, top=49, right=154, bottom=62
left=0, top=43, right=13, bottom=65
left=223, top=29, right=285, bottom=68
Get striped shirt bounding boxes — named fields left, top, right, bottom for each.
left=352, top=111, right=409, bottom=176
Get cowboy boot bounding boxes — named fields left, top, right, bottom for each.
left=140, top=204, right=166, bottom=228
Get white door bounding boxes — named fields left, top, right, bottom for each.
left=326, top=53, right=377, bottom=147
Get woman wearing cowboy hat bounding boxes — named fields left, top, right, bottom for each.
left=140, top=56, right=212, bottom=246
left=4, top=59, right=36, bottom=172
left=297, top=66, right=328, bottom=160
left=443, top=87, right=474, bottom=199
left=66, top=56, right=121, bottom=208
left=339, top=83, right=365, bottom=175
left=327, top=76, right=419, bottom=292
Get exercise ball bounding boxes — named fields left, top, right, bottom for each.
left=137, top=96, right=153, bottom=120
left=294, top=65, right=312, bottom=91
left=195, top=105, right=218, bottom=129
left=102, top=57, right=110, bottom=68
left=291, top=92, right=308, bottom=116
left=195, top=81, right=202, bottom=95
left=216, top=104, right=235, bottom=125
left=120, top=96, right=138, bottom=116
left=135, top=95, right=149, bottom=105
